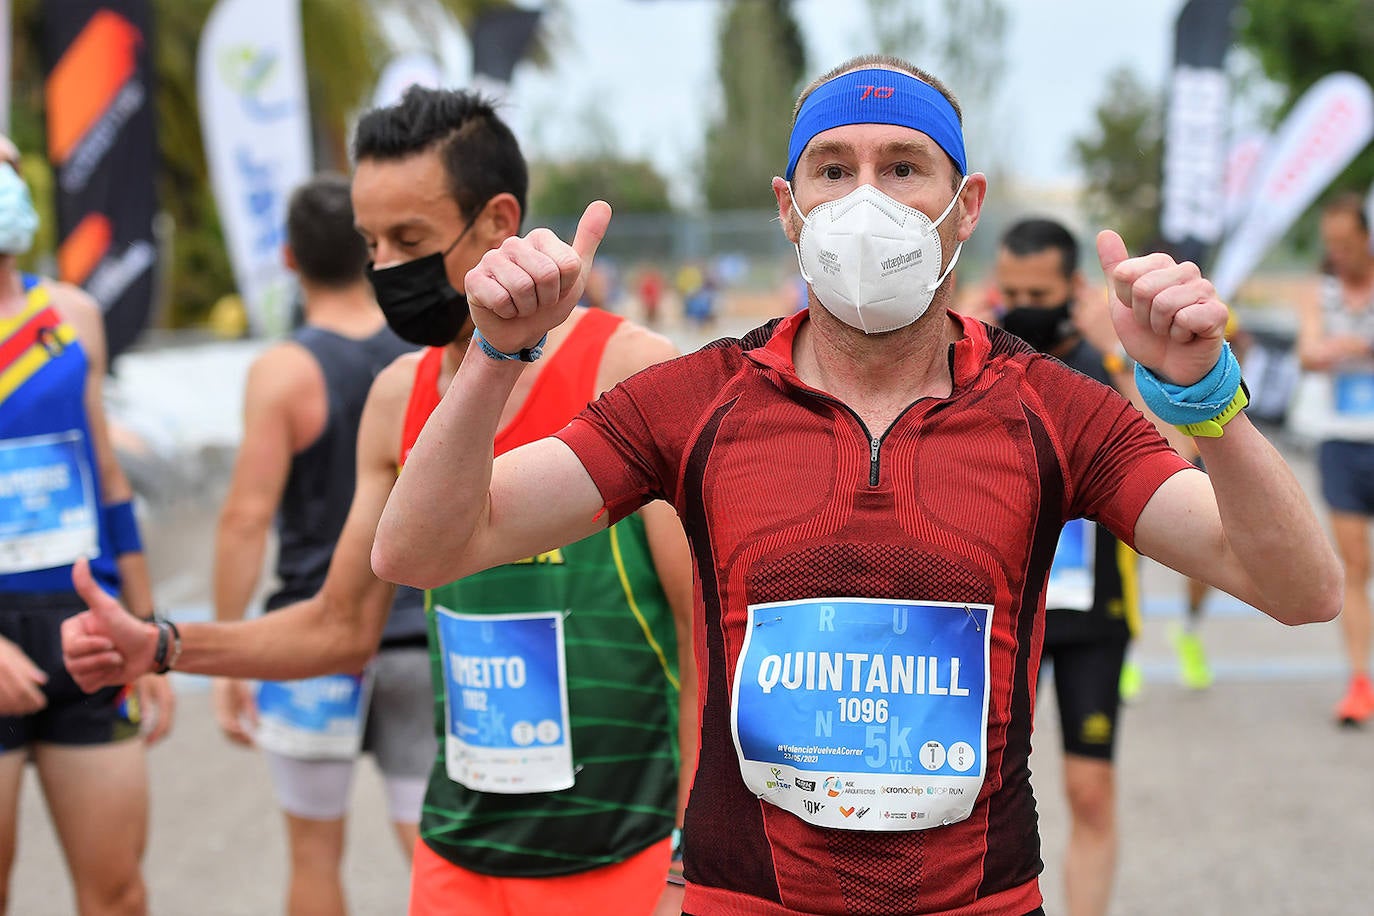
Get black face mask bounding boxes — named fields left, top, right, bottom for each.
left=1001, top=301, right=1075, bottom=353
left=367, top=218, right=476, bottom=348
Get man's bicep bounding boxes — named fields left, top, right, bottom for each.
left=1131, top=468, right=1252, bottom=601
left=469, top=437, right=610, bottom=573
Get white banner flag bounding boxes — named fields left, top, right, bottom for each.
left=197, top=0, right=312, bottom=336
left=1211, top=73, right=1374, bottom=301
left=1221, top=130, right=1270, bottom=232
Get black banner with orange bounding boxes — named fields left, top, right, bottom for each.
left=42, top=0, right=158, bottom=359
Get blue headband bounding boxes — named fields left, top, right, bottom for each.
left=785, top=68, right=967, bottom=180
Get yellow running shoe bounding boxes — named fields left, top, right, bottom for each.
left=1118, top=660, right=1143, bottom=703
left=1172, top=627, right=1213, bottom=690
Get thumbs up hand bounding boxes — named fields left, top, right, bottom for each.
left=61, top=557, right=158, bottom=692
left=464, top=200, right=612, bottom=354
left=1097, top=230, right=1230, bottom=387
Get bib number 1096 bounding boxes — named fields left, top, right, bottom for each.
left=837, top=696, right=889, bottom=724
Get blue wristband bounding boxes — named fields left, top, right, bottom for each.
left=473, top=329, right=547, bottom=362
left=1133, top=344, right=1242, bottom=426
left=102, top=500, right=143, bottom=556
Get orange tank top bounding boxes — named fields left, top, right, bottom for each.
left=400, top=308, right=624, bottom=463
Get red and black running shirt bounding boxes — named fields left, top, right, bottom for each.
left=556, top=309, right=1190, bottom=916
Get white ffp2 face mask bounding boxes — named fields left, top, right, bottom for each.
left=792, top=178, right=967, bottom=334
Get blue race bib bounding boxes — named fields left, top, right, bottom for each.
left=255, top=672, right=370, bottom=760
left=0, top=431, right=98, bottom=574
left=434, top=607, right=573, bottom=794
left=732, top=597, right=991, bottom=831
left=1046, top=518, right=1094, bottom=612
left=1334, top=372, right=1374, bottom=416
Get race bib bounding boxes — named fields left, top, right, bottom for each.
left=435, top=607, right=574, bottom=794
left=0, top=431, right=98, bottom=574
left=732, top=597, right=992, bottom=831
left=1045, top=518, right=1094, bottom=612
left=1334, top=372, right=1374, bottom=416
left=255, top=672, right=371, bottom=760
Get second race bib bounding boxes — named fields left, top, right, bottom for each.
left=435, top=607, right=574, bottom=794
left=0, top=431, right=98, bottom=574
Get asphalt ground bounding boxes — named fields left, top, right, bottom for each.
left=10, top=315, right=1373, bottom=915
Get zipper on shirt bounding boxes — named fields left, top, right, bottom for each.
left=802, top=392, right=925, bottom=488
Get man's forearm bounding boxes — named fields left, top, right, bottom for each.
left=1197, top=415, right=1342, bottom=624
left=162, top=598, right=371, bottom=680
left=374, top=342, right=525, bottom=588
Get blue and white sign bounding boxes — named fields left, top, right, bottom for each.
left=1334, top=372, right=1374, bottom=416
left=0, top=430, right=98, bottom=574
left=732, top=597, right=991, bottom=831
left=435, top=607, right=573, bottom=794
left=1046, top=518, right=1095, bottom=612
left=255, top=672, right=370, bottom=759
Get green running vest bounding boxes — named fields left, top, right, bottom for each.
left=421, top=513, right=681, bottom=876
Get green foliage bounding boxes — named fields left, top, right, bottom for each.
left=1071, top=67, right=1164, bottom=253
left=703, top=0, right=806, bottom=211
left=530, top=157, right=673, bottom=220
left=1240, top=0, right=1374, bottom=215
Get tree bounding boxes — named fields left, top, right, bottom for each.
left=9, top=0, right=538, bottom=329
left=530, top=157, right=673, bottom=219
left=703, top=0, right=806, bottom=211
left=1240, top=0, right=1374, bottom=200
left=1071, top=67, right=1164, bottom=253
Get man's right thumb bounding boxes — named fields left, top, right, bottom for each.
left=1095, top=229, right=1130, bottom=277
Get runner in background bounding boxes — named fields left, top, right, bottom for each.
left=995, top=217, right=1139, bottom=916
left=210, top=174, right=428, bottom=916
left=62, top=89, right=696, bottom=916
left=1294, top=191, right=1374, bottom=725
left=0, top=133, right=173, bottom=916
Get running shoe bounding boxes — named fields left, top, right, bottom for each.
left=1172, top=627, right=1213, bottom=690
left=1118, top=660, right=1143, bottom=703
left=1334, top=676, right=1374, bottom=727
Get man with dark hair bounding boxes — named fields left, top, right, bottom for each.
left=365, top=57, right=1338, bottom=916
left=63, top=88, right=696, bottom=915
left=996, top=216, right=1142, bottom=916
left=210, top=173, right=427, bottom=916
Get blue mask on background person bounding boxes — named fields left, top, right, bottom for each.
left=0, top=164, right=39, bottom=256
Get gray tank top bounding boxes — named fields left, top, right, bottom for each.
left=266, top=324, right=426, bottom=645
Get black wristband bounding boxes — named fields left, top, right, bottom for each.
left=151, top=619, right=169, bottom=673
left=151, top=616, right=182, bottom=674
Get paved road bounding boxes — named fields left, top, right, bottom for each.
left=12, top=317, right=1373, bottom=914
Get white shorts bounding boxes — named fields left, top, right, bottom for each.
left=262, top=647, right=434, bottom=823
